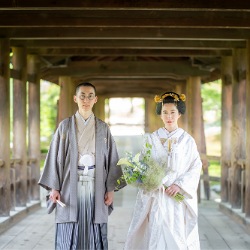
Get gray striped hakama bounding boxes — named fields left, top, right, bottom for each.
left=55, top=169, right=108, bottom=250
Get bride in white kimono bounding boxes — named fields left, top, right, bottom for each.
left=124, top=92, right=202, bottom=250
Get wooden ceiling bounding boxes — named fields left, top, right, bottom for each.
left=1, top=0, right=250, bottom=95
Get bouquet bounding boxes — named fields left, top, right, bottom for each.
left=117, top=143, right=184, bottom=202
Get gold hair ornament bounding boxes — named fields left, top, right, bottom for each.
left=154, top=93, right=186, bottom=103
left=179, top=94, right=186, bottom=101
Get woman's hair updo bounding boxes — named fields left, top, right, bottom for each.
left=155, top=92, right=186, bottom=115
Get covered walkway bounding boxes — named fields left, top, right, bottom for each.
left=0, top=186, right=250, bottom=250
left=1, top=2, right=250, bottom=248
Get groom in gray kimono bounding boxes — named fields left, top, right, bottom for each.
left=39, top=82, right=125, bottom=250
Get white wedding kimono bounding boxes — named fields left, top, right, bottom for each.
left=124, top=128, right=202, bottom=250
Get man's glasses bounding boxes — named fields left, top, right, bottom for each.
left=79, top=94, right=95, bottom=101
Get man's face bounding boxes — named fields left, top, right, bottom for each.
left=74, top=86, right=98, bottom=113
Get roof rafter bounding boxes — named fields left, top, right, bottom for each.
left=11, top=39, right=245, bottom=49
left=1, top=9, right=250, bottom=28
left=2, top=27, right=250, bottom=39
left=1, top=0, right=250, bottom=9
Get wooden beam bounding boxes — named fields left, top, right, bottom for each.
left=92, top=79, right=184, bottom=86
left=2, top=27, right=250, bottom=39
left=27, top=48, right=233, bottom=57
left=48, top=77, right=186, bottom=95
left=1, top=9, right=250, bottom=28
left=1, top=0, right=250, bottom=9
left=92, top=79, right=178, bottom=95
left=40, top=61, right=212, bottom=78
left=11, top=39, right=246, bottom=49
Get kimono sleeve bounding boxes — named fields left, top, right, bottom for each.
left=106, top=128, right=126, bottom=192
left=174, top=138, right=202, bottom=199
left=38, top=123, right=66, bottom=191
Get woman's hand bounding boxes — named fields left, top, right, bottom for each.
left=165, top=184, right=181, bottom=197
left=104, top=191, right=114, bottom=206
left=50, top=189, right=60, bottom=203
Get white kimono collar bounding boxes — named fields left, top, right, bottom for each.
left=156, top=127, right=184, bottom=139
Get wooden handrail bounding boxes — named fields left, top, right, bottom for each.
left=200, top=154, right=221, bottom=162
left=0, top=159, right=4, bottom=167
left=207, top=155, right=221, bottom=161
left=40, top=153, right=47, bottom=160
left=200, top=174, right=220, bottom=182
left=237, top=159, right=246, bottom=169
left=9, top=158, right=39, bottom=166
left=10, top=159, right=22, bottom=166
left=27, top=158, right=37, bottom=164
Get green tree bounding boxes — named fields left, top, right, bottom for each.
left=40, top=81, right=60, bottom=151
left=201, top=80, right=221, bottom=127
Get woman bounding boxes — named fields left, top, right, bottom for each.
left=124, top=92, right=202, bottom=250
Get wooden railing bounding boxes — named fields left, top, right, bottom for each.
left=0, top=159, right=4, bottom=167
left=0, top=157, right=40, bottom=215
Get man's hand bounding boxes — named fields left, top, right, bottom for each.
left=50, top=189, right=60, bottom=203
left=104, top=191, right=114, bottom=206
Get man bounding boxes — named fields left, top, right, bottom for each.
left=39, top=82, right=124, bottom=249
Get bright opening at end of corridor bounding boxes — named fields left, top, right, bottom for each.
left=105, top=98, right=145, bottom=136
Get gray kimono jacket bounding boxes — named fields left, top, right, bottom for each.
left=38, top=115, right=124, bottom=224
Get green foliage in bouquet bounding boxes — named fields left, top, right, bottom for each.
left=140, top=157, right=165, bottom=192
left=117, top=142, right=184, bottom=202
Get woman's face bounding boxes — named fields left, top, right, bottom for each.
left=160, top=103, right=181, bottom=132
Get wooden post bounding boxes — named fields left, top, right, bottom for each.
left=0, top=38, right=11, bottom=216
left=57, top=76, right=75, bottom=124
left=12, top=47, right=27, bottom=207
left=144, top=97, right=149, bottom=133
left=187, top=77, right=209, bottom=200
left=231, top=48, right=247, bottom=209
left=245, top=41, right=250, bottom=217
left=144, top=96, right=162, bottom=133
left=186, top=79, right=193, bottom=136
left=221, top=56, right=233, bottom=203
left=93, top=95, right=106, bottom=121
left=176, top=82, right=188, bottom=131
left=27, top=54, right=41, bottom=201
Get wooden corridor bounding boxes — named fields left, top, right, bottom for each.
left=1, top=2, right=250, bottom=246
left=0, top=186, right=250, bottom=250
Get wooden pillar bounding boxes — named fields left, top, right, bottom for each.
left=186, top=77, right=203, bottom=145
left=27, top=54, right=40, bottom=201
left=93, top=95, right=106, bottom=121
left=231, top=49, right=247, bottom=209
left=12, top=47, right=27, bottom=207
left=144, top=96, right=162, bottom=133
left=0, top=39, right=11, bottom=216
left=245, top=42, right=250, bottom=217
left=144, top=97, right=150, bottom=133
left=186, top=79, right=193, bottom=136
left=57, top=76, right=75, bottom=124
left=221, top=56, right=233, bottom=203
left=176, top=82, right=188, bottom=131
left=187, top=77, right=209, bottom=200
